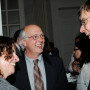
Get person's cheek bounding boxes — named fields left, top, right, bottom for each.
left=86, top=22, right=90, bottom=31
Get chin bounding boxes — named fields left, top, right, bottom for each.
left=39, top=50, right=43, bottom=53
left=37, top=49, right=43, bottom=52
left=10, top=69, right=15, bottom=75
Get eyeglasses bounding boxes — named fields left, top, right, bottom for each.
left=24, top=34, right=45, bottom=40
left=81, top=15, right=90, bottom=26
left=74, top=48, right=79, bottom=51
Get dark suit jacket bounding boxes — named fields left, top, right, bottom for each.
left=15, top=45, right=24, bottom=57
left=15, top=45, right=22, bottom=57
left=7, top=53, right=69, bottom=90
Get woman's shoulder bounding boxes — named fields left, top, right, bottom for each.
left=83, top=63, right=90, bottom=68
left=0, top=77, right=18, bottom=90
left=81, top=63, right=90, bottom=74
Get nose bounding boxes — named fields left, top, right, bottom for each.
left=80, top=25, right=85, bottom=33
left=14, top=54, right=19, bottom=62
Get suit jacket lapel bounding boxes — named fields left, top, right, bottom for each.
left=43, top=54, right=57, bottom=90
left=20, top=56, right=31, bottom=90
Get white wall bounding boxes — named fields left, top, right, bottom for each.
left=0, top=0, right=2, bottom=36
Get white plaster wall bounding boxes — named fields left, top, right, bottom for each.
left=0, top=0, right=2, bottom=36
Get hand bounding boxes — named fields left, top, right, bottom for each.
left=72, top=60, right=80, bottom=73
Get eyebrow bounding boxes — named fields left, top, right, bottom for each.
left=81, top=19, right=85, bottom=23
left=80, top=18, right=87, bottom=23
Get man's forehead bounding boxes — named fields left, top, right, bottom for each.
left=25, top=25, right=42, bottom=31
left=25, top=28, right=43, bottom=36
left=80, top=9, right=90, bottom=20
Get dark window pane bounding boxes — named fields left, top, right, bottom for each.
left=9, top=25, right=20, bottom=37
left=1, top=0, right=5, bottom=10
left=7, top=0, right=18, bottom=9
left=2, top=26, right=7, bottom=36
left=2, top=12, right=6, bottom=24
left=8, top=11, right=20, bottom=24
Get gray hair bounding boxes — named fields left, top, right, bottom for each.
left=19, top=29, right=27, bottom=50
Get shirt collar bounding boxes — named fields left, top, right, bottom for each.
left=25, top=54, right=43, bottom=63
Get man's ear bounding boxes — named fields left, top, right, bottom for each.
left=21, top=39, right=26, bottom=47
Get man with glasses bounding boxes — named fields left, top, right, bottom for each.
left=8, top=24, right=68, bottom=90
left=79, top=0, right=90, bottom=38
left=78, top=0, right=90, bottom=90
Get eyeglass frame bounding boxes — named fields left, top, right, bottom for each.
left=81, top=15, right=90, bottom=26
left=23, top=34, right=45, bottom=40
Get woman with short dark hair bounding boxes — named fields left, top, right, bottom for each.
left=0, top=36, right=19, bottom=90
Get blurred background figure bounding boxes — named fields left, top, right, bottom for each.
left=68, top=33, right=86, bottom=72
left=13, top=30, right=24, bottom=57
left=67, top=34, right=90, bottom=90
left=75, top=37, right=90, bottom=90
left=43, top=36, right=60, bottom=57
left=72, top=39, right=84, bottom=74
left=0, top=36, right=19, bottom=90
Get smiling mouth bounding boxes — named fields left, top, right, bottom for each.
left=36, top=44, right=42, bottom=47
left=86, top=32, right=90, bottom=36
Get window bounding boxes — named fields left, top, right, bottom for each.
left=1, top=0, right=25, bottom=37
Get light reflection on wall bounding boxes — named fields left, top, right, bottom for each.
left=0, top=0, right=3, bottom=36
